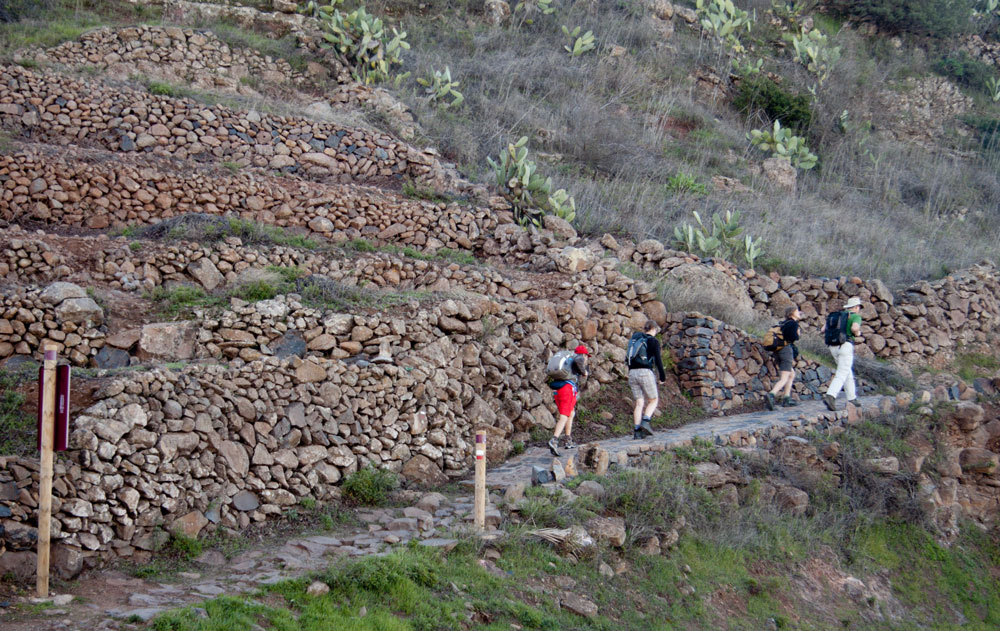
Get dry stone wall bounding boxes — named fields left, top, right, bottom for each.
left=665, top=313, right=836, bottom=412
left=0, top=64, right=443, bottom=184
left=0, top=146, right=487, bottom=245
left=14, top=24, right=421, bottom=142
left=18, top=26, right=317, bottom=92
left=0, top=299, right=833, bottom=566
left=603, top=237, right=1000, bottom=367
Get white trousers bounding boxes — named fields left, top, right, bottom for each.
left=827, top=342, right=856, bottom=400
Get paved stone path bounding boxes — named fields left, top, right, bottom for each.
left=485, top=396, right=883, bottom=489
left=4, top=493, right=502, bottom=631
left=7, top=396, right=884, bottom=630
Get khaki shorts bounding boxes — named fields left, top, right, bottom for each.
left=628, top=368, right=658, bottom=400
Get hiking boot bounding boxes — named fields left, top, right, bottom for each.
left=639, top=419, right=654, bottom=438
left=781, top=396, right=799, bottom=408
left=547, top=437, right=560, bottom=457
left=562, top=438, right=577, bottom=450
left=633, top=427, right=643, bottom=440
left=765, top=392, right=776, bottom=411
left=823, top=393, right=837, bottom=411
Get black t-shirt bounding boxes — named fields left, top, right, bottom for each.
left=779, top=319, right=800, bottom=345
left=630, top=333, right=666, bottom=382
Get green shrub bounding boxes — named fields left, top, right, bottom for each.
left=933, top=51, right=995, bottom=95
left=147, top=81, right=178, bottom=97
left=341, top=466, right=398, bottom=505
left=829, top=0, right=975, bottom=38
left=601, top=456, right=720, bottom=543
left=324, top=547, right=441, bottom=593
left=665, top=172, right=708, bottom=196
left=233, top=279, right=279, bottom=302
left=168, top=532, right=203, bottom=561
left=343, top=238, right=376, bottom=253
left=0, top=370, right=33, bottom=456
left=733, top=76, right=813, bottom=133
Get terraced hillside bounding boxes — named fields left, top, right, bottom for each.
left=1, top=1, right=1000, bottom=630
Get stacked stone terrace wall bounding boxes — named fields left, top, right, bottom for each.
left=0, top=147, right=486, bottom=245
left=0, top=297, right=837, bottom=565
left=0, top=65, right=444, bottom=183
left=605, top=237, right=1000, bottom=367
left=14, top=25, right=418, bottom=139
left=664, top=313, right=834, bottom=413
left=21, top=26, right=315, bottom=91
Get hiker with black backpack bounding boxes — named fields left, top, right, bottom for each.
left=627, top=320, right=667, bottom=440
left=545, top=344, right=590, bottom=456
left=822, top=296, right=863, bottom=411
left=763, top=304, right=802, bottom=410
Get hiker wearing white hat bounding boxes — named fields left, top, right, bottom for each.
left=822, top=296, right=863, bottom=411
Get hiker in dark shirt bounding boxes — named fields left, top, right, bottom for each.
left=628, top=320, right=667, bottom=439
left=766, top=305, right=802, bottom=410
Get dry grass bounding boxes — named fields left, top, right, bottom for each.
left=658, top=280, right=772, bottom=335
left=388, top=1, right=1000, bottom=286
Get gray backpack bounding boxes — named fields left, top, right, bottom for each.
left=546, top=350, right=575, bottom=381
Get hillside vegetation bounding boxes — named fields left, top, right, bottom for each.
left=389, top=0, right=1000, bottom=283
left=4, top=1, right=1000, bottom=283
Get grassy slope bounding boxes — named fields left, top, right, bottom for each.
left=147, top=526, right=1000, bottom=631
left=385, top=0, right=1000, bottom=284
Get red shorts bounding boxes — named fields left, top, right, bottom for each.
left=553, top=383, right=578, bottom=417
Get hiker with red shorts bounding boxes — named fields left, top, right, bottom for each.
left=545, top=345, right=589, bottom=456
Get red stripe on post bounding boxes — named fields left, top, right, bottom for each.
left=44, top=350, right=56, bottom=361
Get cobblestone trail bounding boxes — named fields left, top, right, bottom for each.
left=485, top=396, right=883, bottom=489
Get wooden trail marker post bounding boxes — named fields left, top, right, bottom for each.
left=474, top=430, right=486, bottom=531
left=37, top=342, right=59, bottom=597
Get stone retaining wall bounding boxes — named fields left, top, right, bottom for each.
left=666, top=313, right=835, bottom=412
left=0, top=64, right=443, bottom=184
left=604, top=236, right=1000, bottom=367
left=20, top=25, right=317, bottom=92
left=0, top=146, right=486, bottom=244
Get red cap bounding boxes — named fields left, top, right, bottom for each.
left=574, top=345, right=589, bottom=356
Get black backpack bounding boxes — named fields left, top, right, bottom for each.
left=824, top=311, right=849, bottom=346
left=626, top=332, right=653, bottom=369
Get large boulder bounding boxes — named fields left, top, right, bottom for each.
left=553, top=246, right=599, bottom=273
left=137, top=322, right=198, bottom=361
left=187, top=258, right=224, bottom=291
left=401, top=454, right=448, bottom=487
left=762, top=156, right=796, bottom=191
left=584, top=516, right=626, bottom=547
left=39, top=282, right=87, bottom=304
left=542, top=214, right=577, bottom=240
left=665, top=263, right=754, bottom=317
left=484, top=0, right=511, bottom=26
left=959, top=448, right=998, bottom=474
left=55, top=297, right=104, bottom=327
